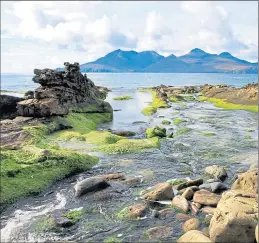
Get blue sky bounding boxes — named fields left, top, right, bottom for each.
left=1, top=1, right=258, bottom=73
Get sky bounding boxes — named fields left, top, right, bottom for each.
left=1, top=1, right=258, bottom=74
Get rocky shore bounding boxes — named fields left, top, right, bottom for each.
left=0, top=65, right=258, bottom=242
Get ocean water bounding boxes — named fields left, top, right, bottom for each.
left=1, top=73, right=258, bottom=92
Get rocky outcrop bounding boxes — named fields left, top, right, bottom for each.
left=209, top=190, right=258, bottom=243
left=17, top=62, right=113, bottom=117
left=0, top=95, right=23, bottom=119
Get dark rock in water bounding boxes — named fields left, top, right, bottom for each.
left=52, top=209, right=73, bottom=228
left=74, top=176, right=110, bottom=197
left=199, top=182, right=228, bottom=192
left=112, top=130, right=136, bottom=137
left=0, top=95, right=23, bottom=119
left=17, top=62, right=113, bottom=117
left=24, top=90, right=34, bottom=99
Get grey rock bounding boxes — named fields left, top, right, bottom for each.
left=199, top=182, right=228, bottom=192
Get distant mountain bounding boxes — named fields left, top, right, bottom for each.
left=57, top=48, right=258, bottom=73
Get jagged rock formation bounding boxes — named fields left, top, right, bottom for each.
left=17, top=62, right=113, bottom=117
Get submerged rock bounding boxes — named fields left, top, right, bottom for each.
left=111, top=130, right=136, bottom=137
left=17, top=62, right=113, bottom=117
left=145, top=226, right=173, bottom=240
left=118, top=203, right=148, bottom=219
left=74, top=177, right=110, bottom=197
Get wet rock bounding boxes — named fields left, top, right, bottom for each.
left=102, top=173, right=125, bottom=181
left=176, top=213, right=193, bottom=222
left=151, top=209, right=159, bottom=218
left=201, top=206, right=216, bottom=215
left=127, top=203, right=148, bottom=219
left=190, top=202, right=199, bottom=215
left=199, top=182, right=228, bottom=192
left=204, top=165, right=228, bottom=181
left=193, top=189, right=221, bottom=206
left=174, top=178, right=203, bottom=190
left=146, top=126, right=166, bottom=138
left=159, top=208, right=174, bottom=219
left=142, top=183, right=173, bottom=201
left=182, top=187, right=194, bottom=200
left=231, top=168, right=258, bottom=193
left=74, top=177, right=110, bottom=197
left=51, top=210, right=73, bottom=228
left=17, top=62, right=113, bottom=117
left=183, top=218, right=200, bottom=233
left=167, top=131, right=174, bottom=138
left=121, top=177, right=141, bottom=187
left=177, top=230, right=213, bottom=243
left=172, top=195, right=189, bottom=213
left=0, top=95, right=23, bottom=119
left=112, top=130, right=136, bottom=137
left=108, top=181, right=129, bottom=193
left=145, top=226, right=173, bottom=240
left=209, top=190, right=258, bottom=243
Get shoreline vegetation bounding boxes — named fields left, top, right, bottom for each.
left=0, top=63, right=258, bottom=242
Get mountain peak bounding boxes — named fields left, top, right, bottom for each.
left=219, top=52, right=234, bottom=58
left=190, top=48, right=206, bottom=54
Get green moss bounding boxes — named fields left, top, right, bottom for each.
left=0, top=147, right=98, bottom=212
left=168, top=96, right=182, bottom=102
left=175, top=128, right=191, bottom=136
left=62, top=208, right=85, bottom=224
left=199, top=96, right=258, bottom=112
left=203, top=152, right=223, bottom=159
left=162, top=120, right=171, bottom=125
left=142, top=106, right=157, bottom=115
left=146, top=126, right=166, bottom=138
left=173, top=118, right=184, bottom=125
left=201, top=132, right=216, bottom=136
left=245, top=129, right=255, bottom=132
left=117, top=207, right=129, bottom=219
left=245, top=135, right=252, bottom=139
left=104, top=236, right=122, bottom=243
left=36, top=216, right=56, bottom=233
left=84, top=131, right=124, bottom=145
left=113, top=95, right=133, bottom=100
left=166, top=178, right=187, bottom=186
left=98, top=137, right=160, bottom=154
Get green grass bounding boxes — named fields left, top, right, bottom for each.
left=199, top=96, right=258, bottom=112
left=173, top=118, right=185, bottom=125
left=162, top=120, right=171, bottom=125
left=113, top=95, right=133, bottom=101
left=175, top=128, right=191, bottom=136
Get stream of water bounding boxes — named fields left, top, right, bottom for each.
left=1, top=88, right=258, bottom=242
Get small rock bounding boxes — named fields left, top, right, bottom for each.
left=190, top=202, right=199, bottom=215
left=102, top=173, right=125, bottom=181
left=143, top=183, right=173, bottom=201
left=182, top=188, right=194, bottom=200
left=159, top=208, right=174, bottom=219
left=175, top=213, right=193, bottom=222
left=51, top=210, right=73, bottom=228
left=182, top=218, right=200, bottom=233
left=145, top=226, right=173, bottom=240
left=193, top=202, right=202, bottom=209
left=201, top=206, right=216, bottom=215
left=204, top=165, right=227, bottom=181
left=128, top=203, right=148, bottom=219
left=174, top=178, right=203, bottom=190
left=199, top=182, right=228, bottom=192
left=151, top=209, right=159, bottom=218
left=193, top=190, right=221, bottom=206
left=172, top=195, right=189, bottom=213
left=74, top=177, right=110, bottom=197
left=177, top=230, right=213, bottom=243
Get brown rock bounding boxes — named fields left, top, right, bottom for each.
left=232, top=168, right=258, bottom=193
left=145, top=226, right=173, bottom=240
left=128, top=203, right=148, bottom=219
left=177, top=230, right=213, bottom=243
left=174, top=178, right=203, bottom=190
left=193, top=189, right=221, bottom=206
left=182, top=188, right=194, bottom=200
left=201, top=206, right=216, bottom=215
left=190, top=202, right=199, bottom=215
left=182, top=218, right=200, bottom=233
left=102, top=173, right=125, bottom=181
left=201, top=227, right=210, bottom=237
left=176, top=213, right=193, bottom=222
left=143, top=183, right=173, bottom=201
left=209, top=190, right=258, bottom=243
left=159, top=208, right=174, bottom=218
left=172, top=195, right=189, bottom=213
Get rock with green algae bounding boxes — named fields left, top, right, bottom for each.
left=146, top=126, right=166, bottom=138
left=162, top=120, right=171, bottom=125
left=113, top=95, right=132, bottom=100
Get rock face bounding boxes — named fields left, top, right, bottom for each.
left=232, top=168, right=258, bottom=193
left=209, top=190, right=258, bottom=243
left=0, top=95, right=23, bottom=119
left=17, top=62, right=113, bottom=117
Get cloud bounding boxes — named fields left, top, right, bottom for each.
left=1, top=1, right=258, bottom=73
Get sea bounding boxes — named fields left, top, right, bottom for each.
left=1, top=73, right=258, bottom=94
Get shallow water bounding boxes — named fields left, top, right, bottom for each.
left=1, top=89, right=258, bottom=242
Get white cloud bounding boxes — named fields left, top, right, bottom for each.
left=1, top=1, right=258, bottom=73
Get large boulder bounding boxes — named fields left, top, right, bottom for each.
left=0, top=95, right=23, bottom=119
left=209, top=190, right=258, bottom=243
left=232, top=168, right=258, bottom=193
left=17, top=62, right=113, bottom=117
left=177, top=230, right=213, bottom=243
left=142, top=183, right=173, bottom=201
left=204, top=165, right=228, bottom=181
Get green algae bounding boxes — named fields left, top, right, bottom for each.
left=104, top=236, right=122, bottom=243
left=146, top=126, right=166, bottom=138
left=175, top=128, right=191, bottom=136
left=162, top=120, right=171, bottom=125
left=113, top=95, right=133, bottom=100
left=166, top=178, right=187, bottom=186
left=36, top=216, right=56, bottom=233
left=173, top=118, right=185, bottom=125
left=142, top=106, right=157, bottom=115
left=62, top=208, right=86, bottom=224
left=116, top=207, right=129, bottom=219
left=199, top=96, right=258, bottom=112
left=245, top=135, right=252, bottom=139
left=201, top=132, right=216, bottom=136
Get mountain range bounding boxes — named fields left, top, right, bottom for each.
left=61, top=48, right=258, bottom=73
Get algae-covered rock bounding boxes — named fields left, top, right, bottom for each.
left=162, top=120, right=171, bottom=125
left=204, top=165, right=228, bottom=181
left=117, top=203, right=148, bottom=219
left=146, top=126, right=166, bottom=138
